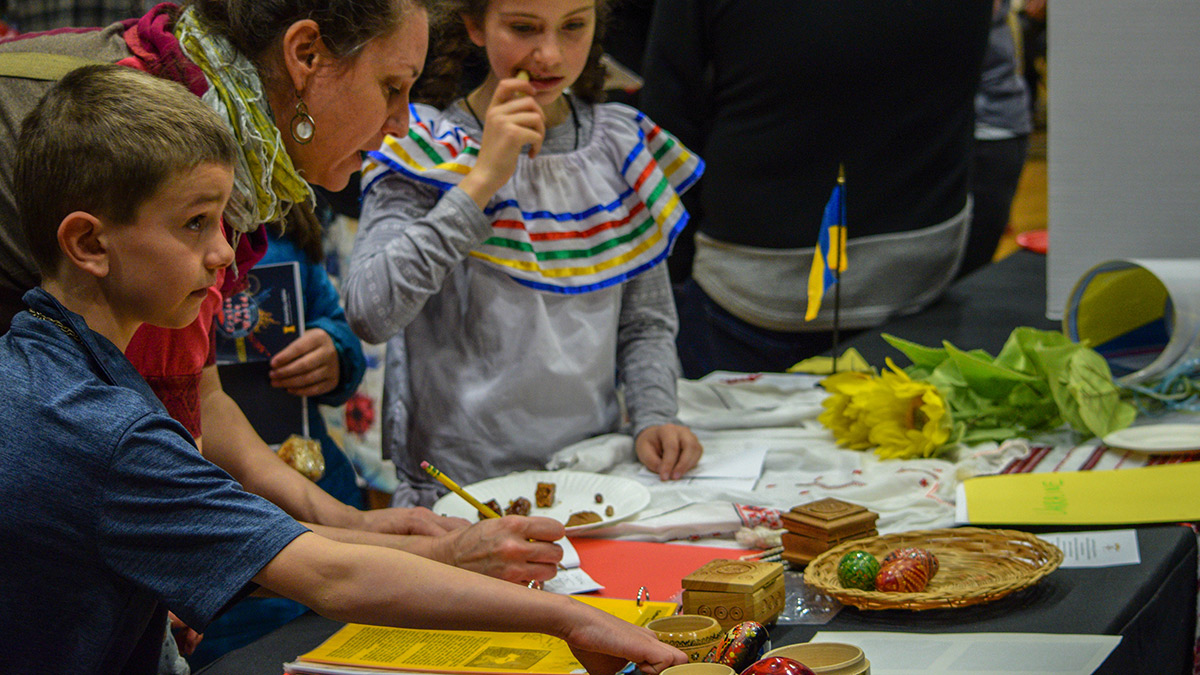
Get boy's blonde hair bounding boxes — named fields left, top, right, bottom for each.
left=16, top=64, right=238, bottom=276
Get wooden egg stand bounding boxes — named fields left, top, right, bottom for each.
left=780, top=497, right=879, bottom=567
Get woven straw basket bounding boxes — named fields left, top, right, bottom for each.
left=804, top=527, right=1063, bottom=610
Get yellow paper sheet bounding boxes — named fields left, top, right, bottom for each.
left=294, top=596, right=677, bottom=674
left=961, top=462, right=1200, bottom=525
left=786, top=348, right=871, bottom=375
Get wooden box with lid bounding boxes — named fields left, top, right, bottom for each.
left=780, top=497, right=878, bottom=567
left=681, top=559, right=785, bottom=629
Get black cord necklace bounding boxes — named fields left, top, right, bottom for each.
left=463, top=93, right=580, bottom=150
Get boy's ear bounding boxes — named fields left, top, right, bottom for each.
left=57, top=211, right=109, bottom=278
left=279, top=19, right=330, bottom=93
left=462, top=13, right=486, bottom=48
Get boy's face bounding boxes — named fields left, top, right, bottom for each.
left=103, top=162, right=235, bottom=330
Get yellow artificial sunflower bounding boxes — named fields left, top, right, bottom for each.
left=863, top=360, right=953, bottom=459
left=817, top=371, right=879, bottom=450
left=818, top=360, right=954, bottom=460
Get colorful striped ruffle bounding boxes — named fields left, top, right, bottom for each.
left=363, top=102, right=703, bottom=294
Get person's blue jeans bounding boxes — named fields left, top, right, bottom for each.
left=674, top=279, right=851, bottom=379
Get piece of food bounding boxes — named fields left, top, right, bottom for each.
left=594, top=492, right=604, bottom=503
left=565, top=510, right=603, bottom=527
left=505, top=496, right=532, bottom=516
left=836, top=550, right=880, bottom=590
left=605, top=505, right=614, bottom=517
left=535, top=482, right=556, bottom=508
left=480, top=499, right=502, bottom=521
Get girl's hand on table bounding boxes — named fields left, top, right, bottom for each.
left=636, top=424, right=703, bottom=481
left=269, top=328, right=339, bottom=397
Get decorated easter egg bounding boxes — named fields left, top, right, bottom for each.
left=875, top=557, right=929, bottom=593
left=739, top=656, right=817, bottom=675
left=836, top=550, right=880, bottom=590
left=881, top=547, right=940, bottom=580
left=703, top=621, right=772, bottom=672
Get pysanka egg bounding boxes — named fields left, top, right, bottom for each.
left=881, top=547, right=939, bottom=580
left=739, top=656, right=817, bottom=675
left=703, top=621, right=771, bottom=672
left=836, top=550, right=880, bottom=590
left=875, top=557, right=929, bottom=593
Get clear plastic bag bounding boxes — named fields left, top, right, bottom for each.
left=666, top=568, right=842, bottom=626
left=277, top=435, right=325, bottom=482
left=774, top=568, right=843, bottom=625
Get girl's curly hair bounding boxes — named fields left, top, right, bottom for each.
left=414, top=0, right=611, bottom=109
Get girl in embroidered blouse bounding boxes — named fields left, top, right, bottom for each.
left=345, top=0, right=705, bottom=508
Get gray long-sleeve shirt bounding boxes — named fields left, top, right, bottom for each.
left=344, top=100, right=684, bottom=503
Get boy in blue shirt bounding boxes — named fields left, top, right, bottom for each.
left=0, top=64, right=684, bottom=675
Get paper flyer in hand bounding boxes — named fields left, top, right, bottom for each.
left=215, top=261, right=304, bottom=364
left=214, top=261, right=308, bottom=443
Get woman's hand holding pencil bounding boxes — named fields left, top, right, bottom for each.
left=430, top=516, right=566, bottom=584
left=421, top=461, right=566, bottom=584
left=421, top=461, right=500, bottom=519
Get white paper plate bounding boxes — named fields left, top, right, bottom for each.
left=432, top=470, right=650, bottom=532
left=1103, top=424, right=1200, bottom=453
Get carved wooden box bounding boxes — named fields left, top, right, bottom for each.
left=681, top=559, right=785, bottom=629
left=780, top=497, right=879, bottom=567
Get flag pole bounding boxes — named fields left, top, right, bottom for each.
left=831, top=165, right=845, bottom=373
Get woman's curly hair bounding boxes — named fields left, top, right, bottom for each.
left=182, top=0, right=435, bottom=262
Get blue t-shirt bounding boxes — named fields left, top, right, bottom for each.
left=0, top=289, right=309, bottom=674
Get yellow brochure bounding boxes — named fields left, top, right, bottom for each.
left=960, top=462, right=1200, bottom=525
left=289, top=596, right=677, bottom=674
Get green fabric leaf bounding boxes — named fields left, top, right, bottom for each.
left=1005, top=382, right=1061, bottom=430
left=996, top=327, right=1073, bottom=376
left=1064, top=348, right=1138, bottom=437
left=882, top=333, right=948, bottom=370
left=877, top=327, right=1134, bottom=443
left=1031, top=343, right=1090, bottom=433
left=961, top=426, right=1022, bottom=443
left=943, top=342, right=1038, bottom=399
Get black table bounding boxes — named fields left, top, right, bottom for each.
left=841, top=249, right=1060, bottom=366
left=198, top=526, right=1196, bottom=675
left=778, top=525, right=1196, bottom=674
left=834, top=250, right=1197, bottom=672
left=199, top=253, right=1198, bottom=675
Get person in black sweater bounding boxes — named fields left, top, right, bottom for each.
left=641, top=0, right=992, bottom=377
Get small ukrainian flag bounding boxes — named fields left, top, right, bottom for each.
left=805, top=169, right=847, bottom=321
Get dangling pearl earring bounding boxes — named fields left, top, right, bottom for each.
left=290, top=91, right=315, bottom=144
